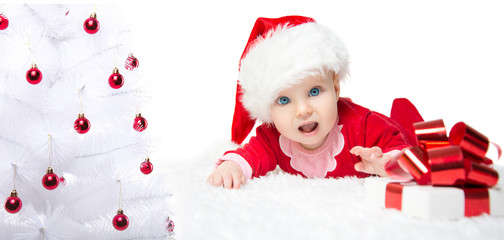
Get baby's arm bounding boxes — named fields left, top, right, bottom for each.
left=207, top=161, right=246, bottom=189
left=208, top=125, right=281, bottom=189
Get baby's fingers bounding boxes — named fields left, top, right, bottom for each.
left=369, top=146, right=383, bottom=158
left=350, top=146, right=369, bottom=159
left=232, top=173, right=244, bottom=189
left=351, top=146, right=383, bottom=160
left=351, top=146, right=373, bottom=159
left=354, top=161, right=375, bottom=174
left=208, top=174, right=223, bottom=187
left=354, top=161, right=365, bottom=172
left=222, top=173, right=233, bottom=189
left=350, top=146, right=364, bottom=155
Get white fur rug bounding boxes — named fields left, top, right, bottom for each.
left=162, top=155, right=504, bottom=240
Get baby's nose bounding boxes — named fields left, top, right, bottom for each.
left=296, top=102, right=313, bottom=118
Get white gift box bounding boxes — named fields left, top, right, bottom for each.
left=364, top=177, right=504, bottom=220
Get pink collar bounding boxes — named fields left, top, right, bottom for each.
left=279, top=123, right=345, bottom=178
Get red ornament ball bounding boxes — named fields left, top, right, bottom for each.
left=59, top=176, right=66, bottom=186
left=133, top=114, right=148, bottom=132
left=166, top=218, right=175, bottom=233
left=26, top=64, right=42, bottom=85
left=0, top=14, right=8, bottom=30
left=108, top=68, right=124, bottom=89
left=74, top=113, right=90, bottom=134
left=83, top=13, right=99, bottom=34
left=140, top=158, right=153, bottom=174
left=125, top=55, right=139, bottom=70
left=4, top=190, right=22, bottom=214
left=113, top=209, right=129, bottom=231
left=42, top=168, right=60, bottom=190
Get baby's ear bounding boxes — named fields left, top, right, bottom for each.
left=333, top=72, right=340, bottom=99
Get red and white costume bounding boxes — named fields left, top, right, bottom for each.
left=219, top=98, right=411, bottom=179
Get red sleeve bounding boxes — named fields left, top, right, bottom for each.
left=224, top=124, right=281, bottom=178
left=362, top=112, right=410, bottom=153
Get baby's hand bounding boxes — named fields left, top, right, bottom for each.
left=207, top=161, right=246, bottom=189
left=350, top=146, right=390, bottom=177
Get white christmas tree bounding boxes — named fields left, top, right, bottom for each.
left=0, top=4, right=174, bottom=239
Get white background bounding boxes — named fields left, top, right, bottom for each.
left=7, top=0, right=504, bottom=166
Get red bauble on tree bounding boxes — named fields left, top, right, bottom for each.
left=166, top=217, right=175, bottom=233
left=108, top=67, right=124, bottom=89
left=125, top=54, right=139, bottom=71
left=42, top=167, right=59, bottom=190
left=83, top=12, right=99, bottom=34
left=4, top=190, right=22, bottom=214
left=0, top=14, right=8, bottom=30
left=26, top=64, right=43, bottom=85
left=140, top=157, right=153, bottom=174
left=112, top=209, right=129, bottom=231
left=133, top=113, right=148, bottom=132
left=74, top=113, right=91, bottom=134
left=59, top=176, right=66, bottom=186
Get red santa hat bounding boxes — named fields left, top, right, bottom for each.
left=232, top=16, right=350, bottom=144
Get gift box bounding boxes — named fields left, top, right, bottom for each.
left=365, top=119, right=503, bottom=220
left=365, top=177, right=504, bottom=220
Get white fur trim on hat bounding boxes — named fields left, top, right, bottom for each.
left=238, top=22, right=349, bottom=123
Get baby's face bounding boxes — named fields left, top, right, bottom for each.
left=270, top=71, right=340, bottom=150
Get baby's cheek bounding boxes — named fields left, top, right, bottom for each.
left=271, top=106, right=293, bottom=127
left=274, top=120, right=294, bottom=137
left=323, top=99, right=338, bottom=124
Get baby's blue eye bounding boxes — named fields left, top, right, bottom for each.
left=277, top=96, right=291, bottom=105
left=309, top=87, right=320, bottom=96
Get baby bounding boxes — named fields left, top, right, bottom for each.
left=207, top=16, right=416, bottom=189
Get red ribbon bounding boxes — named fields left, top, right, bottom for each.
left=463, top=187, right=490, bottom=217
left=385, top=181, right=416, bottom=210
left=385, top=182, right=404, bottom=210
left=386, top=119, right=500, bottom=187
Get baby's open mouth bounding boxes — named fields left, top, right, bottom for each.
left=299, top=122, right=318, bottom=133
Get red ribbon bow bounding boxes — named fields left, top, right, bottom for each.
left=386, top=119, right=501, bottom=187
